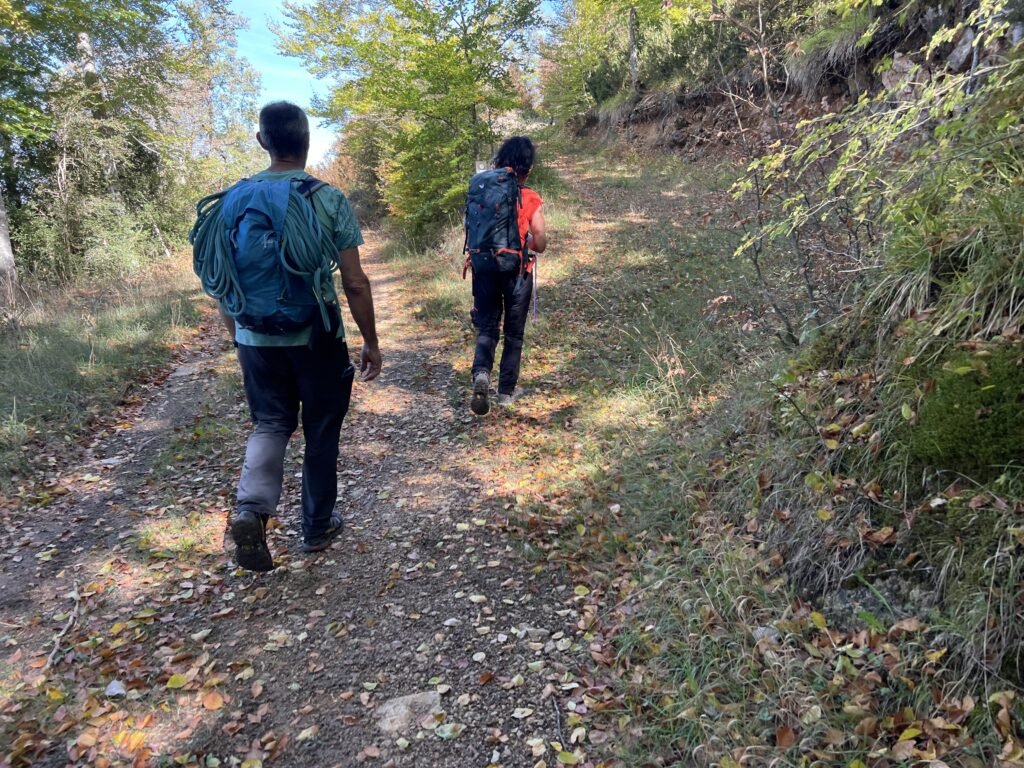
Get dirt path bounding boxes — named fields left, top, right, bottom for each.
left=0, top=234, right=598, bottom=768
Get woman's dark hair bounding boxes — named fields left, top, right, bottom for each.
left=493, top=136, right=535, bottom=180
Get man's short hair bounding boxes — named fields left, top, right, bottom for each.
left=258, top=101, right=310, bottom=159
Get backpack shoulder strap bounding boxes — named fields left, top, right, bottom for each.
left=295, top=176, right=328, bottom=199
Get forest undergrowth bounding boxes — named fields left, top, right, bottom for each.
left=392, top=140, right=1024, bottom=766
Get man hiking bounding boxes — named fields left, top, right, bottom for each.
left=190, top=101, right=381, bottom=571
left=465, top=136, right=547, bottom=415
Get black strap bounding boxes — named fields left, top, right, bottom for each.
left=515, top=182, right=526, bottom=274
left=295, top=176, right=328, bottom=199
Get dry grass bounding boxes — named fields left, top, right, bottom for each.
left=0, top=254, right=205, bottom=485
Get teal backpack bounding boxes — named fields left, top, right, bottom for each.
left=190, top=176, right=339, bottom=335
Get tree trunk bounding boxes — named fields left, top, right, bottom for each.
left=628, top=6, right=639, bottom=93
left=0, top=191, right=15, bottom=307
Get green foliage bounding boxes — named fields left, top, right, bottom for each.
left=0, top=0, right=171, bottom=139
left=636, top=15, right=744, bottom=88
left=540, top=0, right=780, bottom=121
left=2, top=0, right=263, bottom=282
left=325, top=116, right=390, bottom=222
left=786, top=5, right=874, bottom=95
left=907, top=344, right=1024, bottom=480
left=732, top=0, right=1024, bottom=344
left=280, top=0, right=542, bottom=234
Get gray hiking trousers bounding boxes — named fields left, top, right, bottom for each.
left=235, top=338, right=355, bottom=540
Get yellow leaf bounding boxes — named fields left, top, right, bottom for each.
left=824, top=439, right=840, bottom=450
left=811, top=611, right=827, bottom=629
left=574, top=585, right=590, bottom=597
left=851, top=422, right=871, bottom=438
left=166, top=674, right=189, bottom=689
left=557, top=752, right=580, bottom=765
left=897, top=726, right=922, bottom=742
left=124, top=731, right=146, bottom=752
left=816, top=508, right=833, bottom=521
left=926, top=648, right=947, bottom=663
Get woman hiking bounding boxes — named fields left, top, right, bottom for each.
left=468, top=136, right=547, bottom=415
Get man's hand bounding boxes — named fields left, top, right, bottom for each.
left=339, top=246, right=381, bottom=381
left=360, top=342, right=382, bottom=381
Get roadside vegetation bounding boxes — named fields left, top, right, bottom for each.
left=363, top=4, right=1024, bottom=751
left=0, top=260, right=202, bottom=488
left=0, top=1, right=264, bottom=487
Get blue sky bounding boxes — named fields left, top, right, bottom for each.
left=231, top=0, right=337, bottom=164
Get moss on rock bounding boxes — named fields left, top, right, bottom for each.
left=908, top=343, right=1024, bottom=481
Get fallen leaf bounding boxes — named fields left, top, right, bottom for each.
left=166, top=674, right=189, bottom=689
left=77, top=730, right=98, bottom=748
left=436, top=723, right=466, bottom=739
left=776, top=725, right=796, bottom=748
left=889, top=617, right=924, bottom=636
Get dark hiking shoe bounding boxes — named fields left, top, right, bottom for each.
left=231, top=510, right=274, bottom=572
left=471, top=372, right=490, bottom=416
left=303, top=510, right=344, bottom=553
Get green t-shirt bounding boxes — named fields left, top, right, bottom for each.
left=234, top=170, right=364, bottom=347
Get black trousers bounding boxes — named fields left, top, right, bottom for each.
left=471, top=269, right=533, bottom=395
left=236, top=338, right=354, bottom=540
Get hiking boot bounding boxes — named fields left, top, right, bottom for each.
left=497, top=387, right=524, bottom=407
left=471, top=372, right=490, bottom=415
left=303, top=509, right=344, bottom=553
left=230, top=510, right=274, bottom=572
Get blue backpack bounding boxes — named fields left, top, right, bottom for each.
left=463, top=167, right=525, bottom=275
left=190, top=176, right=339, bottom=335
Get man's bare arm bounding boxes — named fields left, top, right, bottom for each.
left=339, top=246, right=382, bottom=381
left=218, top=307, right=236, bottom=340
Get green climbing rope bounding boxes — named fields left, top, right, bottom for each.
left=189, top=182, right=340, bottom=331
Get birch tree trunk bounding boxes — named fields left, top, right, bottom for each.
left=0, top=191, right=15, bottom=308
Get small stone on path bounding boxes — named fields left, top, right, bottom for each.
left=375, top=691, right=442, bottom=736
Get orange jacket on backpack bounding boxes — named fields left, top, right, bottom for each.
left=518, top=186, right=543, bottom=273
